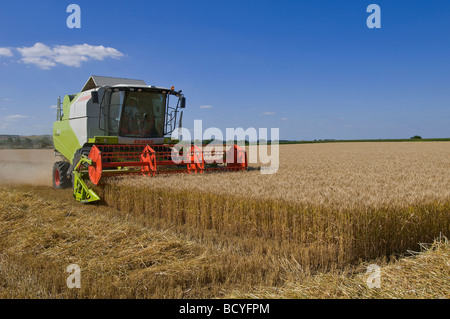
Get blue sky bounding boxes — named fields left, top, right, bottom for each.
left=0, top=0, right=449, bottom=140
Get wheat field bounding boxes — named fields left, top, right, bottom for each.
left=0, top=142, right=449, bottom=298
left=100, top=142, right=450, bottom=272
left=114, top=142, right=450, bottom=208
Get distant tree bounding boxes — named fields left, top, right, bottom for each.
left=23, top=138, right=33, bottom=148
left=14, top=138, right=22, bottom=148
left=39, top=137, right=52, bottom=148
left=202, top=139, right=215, bottom=145
left=410, top=135, right=422, bottom=140
left=258, top=139, right=267, bottom=145
left=6, top=137, right=14, bottom=148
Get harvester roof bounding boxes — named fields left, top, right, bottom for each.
left=81, top=75, right=147, bottom=92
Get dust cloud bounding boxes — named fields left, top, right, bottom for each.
left=0, top=149, right=56, bottom=186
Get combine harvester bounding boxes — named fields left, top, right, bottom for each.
left=52, top=76, right=248, bottom=203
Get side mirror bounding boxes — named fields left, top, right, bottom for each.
left=91, top=91, right=99, bottom=104
left=180, top=96, right=186, bottom=109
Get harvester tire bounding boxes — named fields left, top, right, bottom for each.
left=68, top=146, right=92, bottom=176
left=53, top=161, right=72, bottom=189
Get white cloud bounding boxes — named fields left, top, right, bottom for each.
left=14, top=42, right=124, bottom=69
left=2, top=114, right=29, bottom=121
left=281, top=118, right=289, bottom=121
left=260, top=112, right=276, bottom=116
left=17, top=43, right=56, bottom=69
left=52, top=44, right=123, bottom=67
left=0, top=48, right=13, bottom=57
left=199, top=105, right=212, bottom=109
left=50, top=105, right=57, bottom=109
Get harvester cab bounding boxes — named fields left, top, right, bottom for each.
left=52, top=76, right=247, bottom=203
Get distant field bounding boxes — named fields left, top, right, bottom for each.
left=278, top=138, right=450, bottom=144
left=0, top=149, right=54, bottom=186
left=0, top=142, right=449, bottom=298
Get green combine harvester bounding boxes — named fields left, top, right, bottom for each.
left=52, top=76, right=248, bottom=203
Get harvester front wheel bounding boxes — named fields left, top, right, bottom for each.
left=68, top=146, right=92, bottom=175
left=52, top=161, right=72, bottom=189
